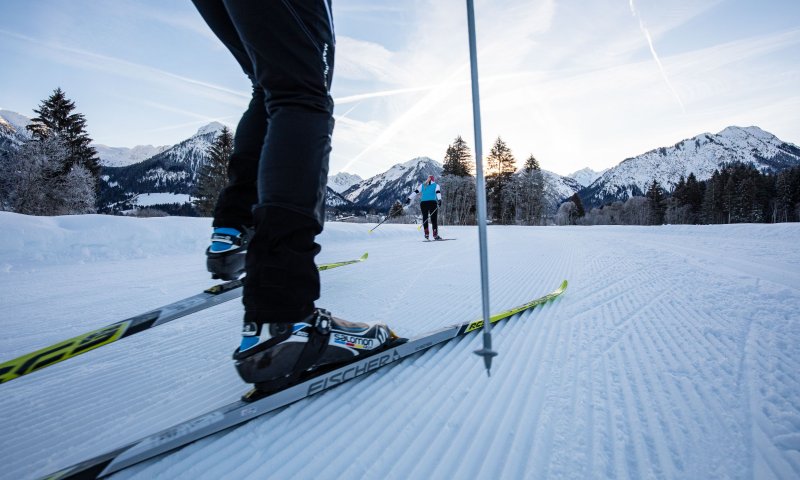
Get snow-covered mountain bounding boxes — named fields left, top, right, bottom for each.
left=327, top=172, right=363, bottom=193
left=542, top=170, right=582, bottom=212
left=343, top=157, right=443, bottom=210
left=568, top=167, right=607, bottom=187
left=99, top=122, right=227, bottom=213
left=325, top=188, right=353, bottom=208
left=146, top=121, right=227, bottom=176
left=95, top=144, right=170, bottom=168
left=0, top=109, right=31, bottom=158
left=99, top=122, right=356, bottom=214
left=581, top=126, right=800, bottom=208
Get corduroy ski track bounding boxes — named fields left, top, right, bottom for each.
left=45, top=279, right=567, bottom=479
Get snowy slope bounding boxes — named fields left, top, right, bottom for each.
left=542, top=169, right=582, bottom=212
left=1, top=213, right=799, bottom=479
left=327, top=172, right=363, bottom=193
left=0, top=109, right=31, bottom=156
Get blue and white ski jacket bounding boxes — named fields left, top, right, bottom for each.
left=408, top=182, right=441, bottom=203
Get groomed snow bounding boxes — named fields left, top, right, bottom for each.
left=1, top=212, right=799, bottom=479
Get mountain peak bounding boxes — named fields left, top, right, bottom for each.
left=716, top=125, right=776, bottom=143
left=196, top=122, right=226, bottom=136
left=328, top=172, right=363, bottom=193
left=568, top=167, right=607, bottom=187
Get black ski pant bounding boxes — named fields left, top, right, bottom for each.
left=421, top=200, right=438, bottom=235
left=193, top=0, right=334, bottom=322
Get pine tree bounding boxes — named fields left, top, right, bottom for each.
left=523, top=154, right=540, bottom=173
left=646, top=179, right=666, bottom=224
left=517, top=154, right=545, bottom=225
left=485, top=137, right=517, bottom=224
left=27, top=88, right=100, bottom=178
left=701, top=170, right=725, bottom=224
left=442, top=136, right=472, bottom=177
left=568, top=192, right=585, bottom=224
left=684, top=173, right=704, bottom=223
left=194, top=126, right=234, bottom=216
left=486, top=137, right=516, bottom=177
left=388, top=200, right=404, bottom=218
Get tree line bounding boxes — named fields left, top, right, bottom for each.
left=417, top=135, right=548, bottom=226
left=570, top=163, right=800, bottom=226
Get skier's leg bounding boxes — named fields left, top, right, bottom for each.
left=219, top=1, right=402, bottom=392
left=193, top=0, right=263, bottom=280
left=192, top=0, right=262, bottom=228
left=221, top=0, right=333, bottom=323
left=421, top=202, right=431, bottom=237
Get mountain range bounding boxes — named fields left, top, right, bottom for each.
left=580, top=126, right=800, bottom=208
left=1, top=108, right=798, bottom=216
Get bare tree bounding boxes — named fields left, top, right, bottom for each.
left=439, top=174, right=476, bottom=225
left=555, top=201, right=576, bottom=226
left=0, top=135, right=96, bottom=215
left=622, top=196, right=651, bottom=225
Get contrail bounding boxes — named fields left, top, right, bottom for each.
left=628, top=0, right=685, bottom=112
left=335, top=85, right=448, bottom=105
left=0, top=29, right=249, bottom=103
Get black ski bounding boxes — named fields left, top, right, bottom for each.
left=0, top=253, right=369, bottom=384
left=46, top=280, right=567, bottom=479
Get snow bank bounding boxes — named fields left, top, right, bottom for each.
left=0, top=212, right=211, bottom=270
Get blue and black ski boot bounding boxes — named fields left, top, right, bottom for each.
left=206, top=226, right=252, bottom=280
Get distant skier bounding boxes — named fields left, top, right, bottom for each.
left=406, top=175, right=442, bottom=240
left=192, top=0, right=403, bottom=400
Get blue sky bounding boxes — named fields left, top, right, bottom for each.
left=1, top=0, right=798, bottom=177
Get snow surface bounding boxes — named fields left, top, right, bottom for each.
left=133, top=193, right=193, bottom=207
left=1, top=213, right=799, bottom=479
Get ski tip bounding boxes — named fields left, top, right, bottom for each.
left=360, top=252, right=369, bottom=260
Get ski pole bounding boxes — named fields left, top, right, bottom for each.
left=368, top=214, right=392, bottom=233
left=465, top=0, right=496, bottom=376
left=369, top=204, right=403, bottom=233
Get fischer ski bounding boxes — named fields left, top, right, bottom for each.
left=46, top=280, right=567, bottom=479
left=0, top=253, right=369, bottom=384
